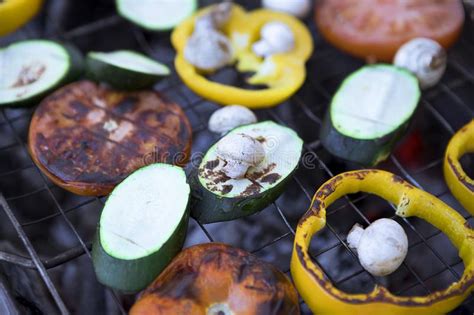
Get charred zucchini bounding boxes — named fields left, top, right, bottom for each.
left=320, top=64, right=421, bottom=166
left=0, top=40, right=83, bottom=106
left=86, top=50, right=170, bottom=90
left=92, top=163, right=190, bottom=293
left=191, top=121, right=303, bottom=224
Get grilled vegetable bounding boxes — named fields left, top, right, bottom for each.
left=292, top=169, right=474, bottom=314
left=444, top=120, right=474, bottom=216
left=0, top=40, right=83, bottom=106
left=252, top=21, right=295, bottom=57
left=262, top=0, right=311, bottom=18
left=347, top=219, right=408, bottom=277
left=92, top=164, right=190, bottom=293
left=183, top=2, right=233, bottom=72
left=320, top=64, right=421, bottom=166
left=130, top=243, right=300, bottom=315
left=0, top=0, right=43, bottom=36
left=172, top=3, right=313, bottom=108
left=315, top=0, right=464, bottom=61
left=86, top=50, right=170, bottom=90
left=208, top=105, right=257, bottom=135
left=394, top=38, right=447, bottom=89
left=116, top=0, right=197, bottom=31
left=28, top=81, right=192, bottom=196
left=191, top=121, right=303, bottom=223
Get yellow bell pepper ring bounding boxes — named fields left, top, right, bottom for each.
left=291, top=169, right=474, bottom=315
left=0, top=0, right=43, bottom=36
left=171, top=4, right=313, bottom=108
left=444, top=119, right=474, bottom=216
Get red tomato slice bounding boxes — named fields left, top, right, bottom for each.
left=315, top=0, right=464, bottom=61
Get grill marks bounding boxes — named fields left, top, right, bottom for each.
left=131, top=243, right=299, bottom=315
left=28, top=81, right=192, bottom=196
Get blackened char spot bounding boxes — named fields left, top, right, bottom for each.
left=392, top=174, right=404, bottom=184
left=240, top=182, right=261, bottom=197
left=68, top=100, right=89, bottom=120
left=260, top=173, right=281, bottom=184
left=315, top=175, right=342, bottom=199
left=448, top=157, right=474, bottom=192
left=149, top=269, right=198, bottom=300
left=205, top=159, right=219, bottom=170
left=114, top=97, right=138, bottom=114
left=247, top=163, right=276, bottom=181
left=221, top=185, right=233, bottom=194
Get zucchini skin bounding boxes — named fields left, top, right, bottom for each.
left=190, top=168, right=295, bottom=224
left=92, top=206, right=190, bottom=293
left=86, top=56, right=164, bottom=90
left=320, top=110, right=409, bottom=166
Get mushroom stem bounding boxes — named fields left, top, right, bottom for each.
left=347, top=223, right=364, bottom=250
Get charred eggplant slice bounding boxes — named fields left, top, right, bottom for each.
left=191, top=121, right=303, bottom=223
left=130, top=243, right=300, bottom=315
left=86, top=50, right=170, bottom=90
left=116, top=0, right=197, bottom=31
left=320, top=64, right=420, bottom=166
left=92, top=163, right=190, bottom=292
left=0, top=40, right=83, bottom=106
left=28, top=80, right=192, bottom=196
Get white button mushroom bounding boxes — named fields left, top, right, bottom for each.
left=262, top=0, right=311, bottom=19
left=184, top=2, right=233, bottom=72
left=216, top=133, right=265, bottom=179
left=184, top=30, right=233, bottom=71
left=394, top=37, right=447, bottom=89
left=208, top=105, right=258, bottom=135
left=347, top=218, right=408, bottom=277
left=252, top=21, right=295, bottom=57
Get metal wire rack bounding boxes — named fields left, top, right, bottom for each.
left=0, top=0, right=473, bottom=314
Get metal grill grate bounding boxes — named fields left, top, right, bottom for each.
left=0, top=1, right=473, bottom=314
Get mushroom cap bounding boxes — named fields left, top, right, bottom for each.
left=259, top=21, right=295, bottom=54
left=356, top=218, right=408, bottom=277
left=208, top=105, right=258, bottom=135
left=393, top=37, right=447, bottom=89
left=262, top=0, right=311, bottom=18
left=216, top=133, right=265, bottom=166
left=184, top=29, right=233, bottom=71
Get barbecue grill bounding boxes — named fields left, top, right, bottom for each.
left=0, top=0, right=473, bottom=314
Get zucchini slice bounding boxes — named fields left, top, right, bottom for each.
left=86, top=50, right=170, bottom=90
left=0, top=40, right=83, bottom=106
left=191, top=121, right=303, bottom=224
left=320, top=64, right=421, bottom=166
left=116, top=0, right=197, bottom=31
left=92, top=163, right=190, bottom=293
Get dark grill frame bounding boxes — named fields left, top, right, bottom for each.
left=0, top=1, right=473, bottom=314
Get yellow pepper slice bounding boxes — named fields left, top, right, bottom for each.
left=171, top=4, right=313, bottom=108
left=0, top=0, right=43, bottom=36
left=291, top=169, right=474, bottom=315
left=444, top=120, right=474, bottom=216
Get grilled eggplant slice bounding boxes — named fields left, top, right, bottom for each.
left=28, top=80, right=192, bottom=196
left=0, top=40, right=83, bottom=106
left=191, top=121, right=303, bottom=223
left=130, top=243, right=300, bottom=315
left=92, top=163, right=190, bottom=293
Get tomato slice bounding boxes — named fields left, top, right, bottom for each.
left=315, top=0, right=464, bottom=61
